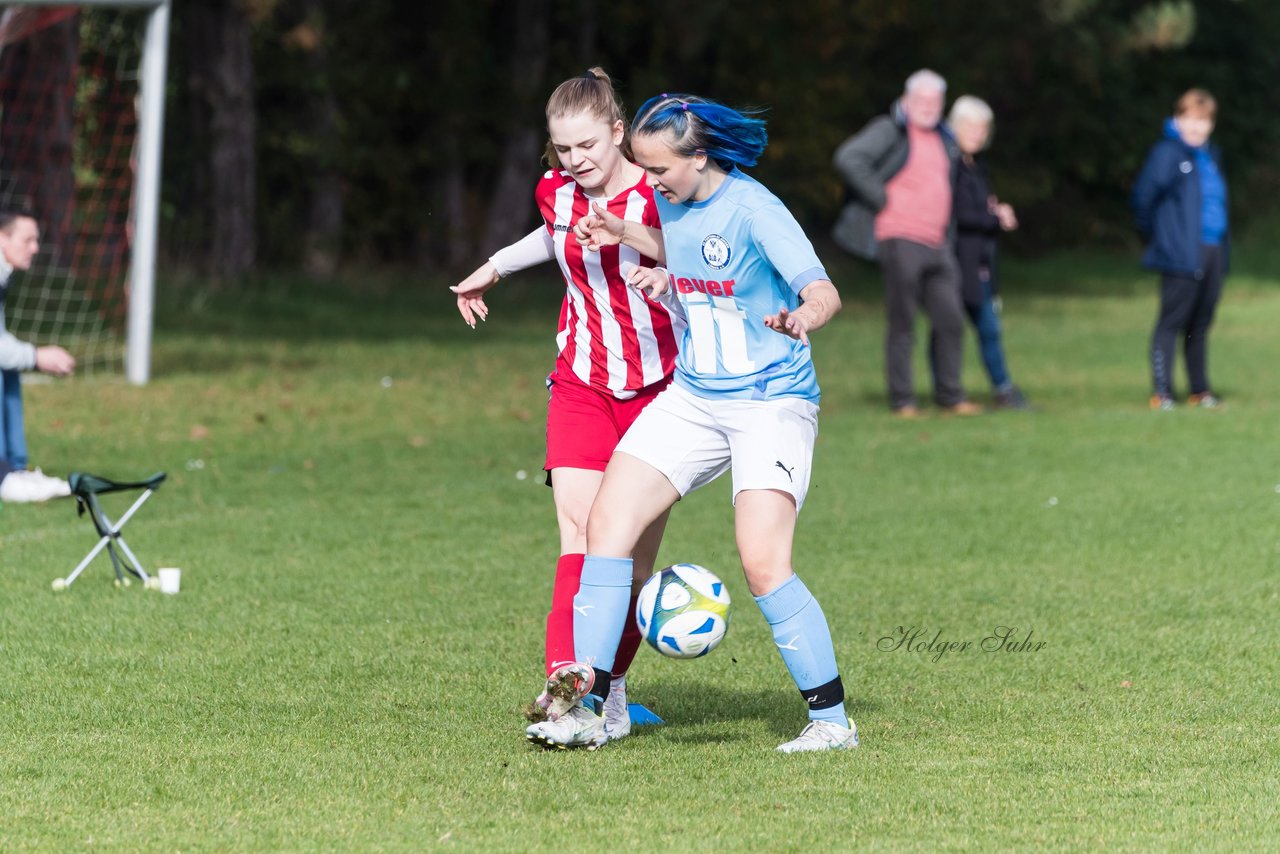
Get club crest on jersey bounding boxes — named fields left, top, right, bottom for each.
left=701, top=234, right=731, bottom=269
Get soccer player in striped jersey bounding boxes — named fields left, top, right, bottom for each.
left=450, top=70, right=681, bottom=741
left=526, top=94, right=857, bottom=753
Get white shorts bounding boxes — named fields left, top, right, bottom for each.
left=615, top=383, right=819, bottom=511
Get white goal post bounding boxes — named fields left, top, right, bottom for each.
left=2, top=0, right=169, bottom=385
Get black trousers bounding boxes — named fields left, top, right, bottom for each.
left=1151, top=244, right=1225, bottom=397
left=880, top=238, right=967, bottom=408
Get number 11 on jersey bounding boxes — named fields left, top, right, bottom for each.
left=686, top=295, right=757, bottom=374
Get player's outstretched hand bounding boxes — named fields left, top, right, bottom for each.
left=622, top=261, right=670, bottom=299
left=573, top=201, right=625, bottom=252
left=764, top=307, right=811, bottom=346
left=449, top=263, right=499, bottom=328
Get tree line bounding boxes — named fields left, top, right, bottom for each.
left=160, top=0, right=1280, bottom=278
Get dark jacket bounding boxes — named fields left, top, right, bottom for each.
left=1131, top=119, right=1230, bottom=277
left=832, top=100, right=960, bottom=260
left=953, top=156, right=1001, bottom=307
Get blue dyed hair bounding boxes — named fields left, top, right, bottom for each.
left=631, top=94, right=767, bottom=169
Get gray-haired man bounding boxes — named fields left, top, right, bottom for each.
left=834, top=70, right=979, bottom=417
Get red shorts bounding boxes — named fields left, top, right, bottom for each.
left=544, top=366, right=670, bottom=474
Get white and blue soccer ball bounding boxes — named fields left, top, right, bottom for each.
left=635, top=564, right=732, bottom=659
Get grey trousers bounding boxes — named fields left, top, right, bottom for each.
left=879, top=238, right=968, bottom=408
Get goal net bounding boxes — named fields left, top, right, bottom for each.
left=0, top=5, right=151, bottom=376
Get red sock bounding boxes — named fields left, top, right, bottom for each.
left=612, top=593, right=643, bottom=678
left=545, top=553, right=584, bottom=676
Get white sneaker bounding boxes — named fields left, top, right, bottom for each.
left=525, top=701, right=607, bottom=750
left=523, top=663, right=594, bottom=723
left=30, top=468, right=72, bottom=497
left=776, top=720, right=859, bottom=753
left=602, top=674, right=631, bottom=742
left=0, top=469, right=71, bottom=503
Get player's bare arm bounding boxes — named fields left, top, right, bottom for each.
left=574, top=201, right=666, bottom=264
left=763, top=280, right=842, bottom=346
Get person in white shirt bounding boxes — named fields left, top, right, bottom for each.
left=0, top=210, right=76, bottom=503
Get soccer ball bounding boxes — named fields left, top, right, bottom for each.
left=635, top=564, right=731, bottom=659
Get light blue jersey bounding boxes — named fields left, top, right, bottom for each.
left=655, top=168, right=828, bottom=402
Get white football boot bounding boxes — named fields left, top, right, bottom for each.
left=602, top=675, right=631, bottom=742
left=524, top=663, right=594, bottom=723
left=776, top=719, right=859, bottom=753
left=525, top=701, right=607, bottom=750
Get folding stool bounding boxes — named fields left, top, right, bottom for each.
left=55, top=472, right=167, bottom=590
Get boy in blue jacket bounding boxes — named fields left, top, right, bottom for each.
left=1131, top=89, right=1228, bottom=410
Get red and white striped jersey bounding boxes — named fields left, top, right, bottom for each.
left=536, top=169, right=681, bottom=398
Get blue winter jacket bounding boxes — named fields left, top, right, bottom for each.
left=1131, top=119, right=1229, bottom=277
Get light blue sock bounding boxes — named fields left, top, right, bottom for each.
left=573, top=555, right=634, bottom=674
left=755, top=574, right=849, bottom=727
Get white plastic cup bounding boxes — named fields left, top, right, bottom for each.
left=157, top=567, right=181, bottom=595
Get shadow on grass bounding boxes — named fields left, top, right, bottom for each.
left=157, top=228, right=1280, bottom=350
left=152, top=347, right=322, bottom=377
left=632, top=682, right=883, bottom=740
left=155, top=269, right=568, bottom=344
left=814, top=237, right=1153, bottom=301
left=815, top=227, right=1280, bottom=301
left=148, top=233, right=1279, bottom=387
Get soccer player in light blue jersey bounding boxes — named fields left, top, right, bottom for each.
left=525, top=94, right=857, bottom=753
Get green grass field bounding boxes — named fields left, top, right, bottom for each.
left=2, top=245, right=1278, bottom=851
